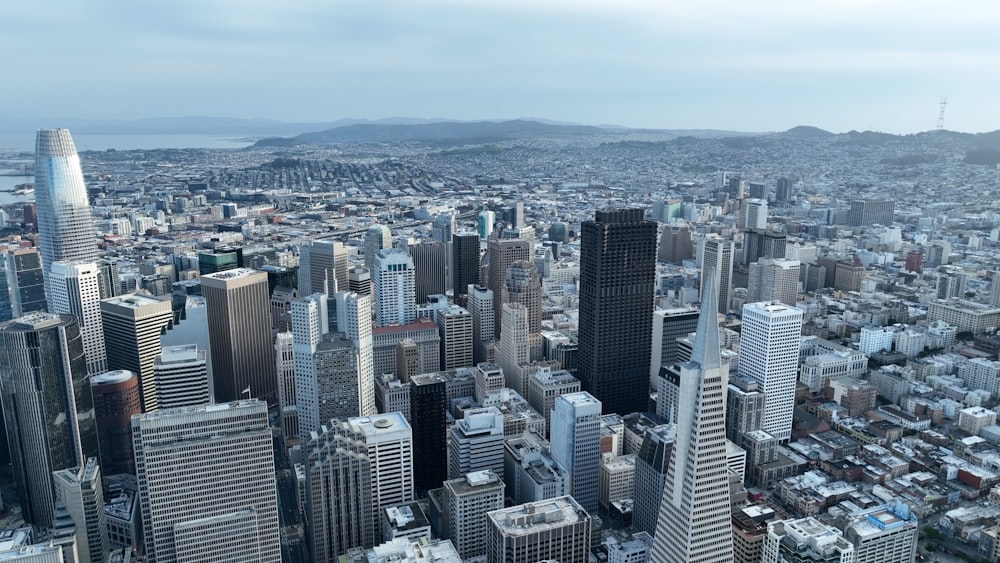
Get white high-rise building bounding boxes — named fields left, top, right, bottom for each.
left=448, top=406, right=505, bottom=480
left=701, top=236, right=734, bottom=314
left=347, top=413, right=414, bottom=537
left=132, top=400, right=280, bottom=563
left=373, top=249, right=416, bottom=327
left=550, top=392, right=602, bottom=514
left=497, top=303, right=531, bottom=395
left=49, top=261, right=106, bottom=374
left=651, top=268, right=734, bottom=562
left=274, top=332, right=298, bottom=440
left=477, top=210, right=495, bottom=240
left=744, top=198, right=768, bottom=230
left=292, top=292, right=329, bottom=436
left=52, top=458, right=108, bottom=563
left=859, top=325, right=895, bottom=355
left=748, top=258, right=800, bottom=307
left=153, top=344, right=209, bottom=409
left=335, top=291, right=375, bottom=417
left=738, top=302, right=803, bottom=442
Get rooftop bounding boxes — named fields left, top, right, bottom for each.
left=488, top=496, right=589, bottom=535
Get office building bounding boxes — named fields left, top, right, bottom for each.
left=578, top=208, right=658, bottom=416
left=526, top=366, right=580, bottom=429
left=305, top=423, right=374, bottom=563
left=132, top=400, right=279, bottom=563
left=452, top=232, right=480, bottom=299
left=351, top=413, right=414, bottom=536
left=101, top=293, right=174, bottom=412
left=201, top=269, right=278, bottom=404
left=504, top=261, right=542, bottom=334
left=348, top=266, right=371, bottom=296
left=53, top=458, right=108, bottom=563
left=300, top=240, right=349, bottom=294
left=34, top=130, right=100, bottom=300
left=848, top=199, right=895, bottom=227
left=763, top=518, right=854, bottom=563
left=842, top=504, right=918, bottom=563
left=701, top=235, right=734, bottom=314
left=649, top=307, right=700, bottom=384
left=477, top=210, right=495, bottom=240
left=599, top=453, right=636, bottom=510
left=0, top=313, right=97, bottom=528
left=410, top=373, right=448, bottom=491
left=197, top=247, right=242, bottom=275
left=6, top=247, right=47, bottom=316
left=440, top=471, right=505, bottom=561
left=395, top=339, right=420, bottom=383
left=744, top=198, right=768, bottom=230
left=733, top=504, right=779, bottom=563
left=153, top=344, right=209, bottom=409
left=487, top=238, right=531, bottom=338
left=364, top=224, right=393, bottom=269
left=550, top=392, right=602, bottom=514
left=503, top=432, right=569, bottom=505
left=651, top=268, right=734, bottom=563
left=739, top=302, right=803, bottom=442
left=274, top=332, right=298, bottom=440
left=468, top=284, right=495, bottom=364
left=632, top=424, right=675, bottom=535
left=48, top=261, right=106, bottom=373
left=497, top=303, right=531, bottom=395
left=747, top=258, right=800, bottom=307
left=408, top=240, right=446, bottom=304
left=448, top=406, right=505, bottom=480
left=743, top=229, right=788, bottom=265
left=659, top=223, right=694, bottom=264
left=372, top=318, right=441, bottom=376
left=486, top=496, right=591, bottom=563
left=91, top=370, right=141, bottom=476
left=436, top=304, right=473, bottom=370
left=380, top=503, right=430, bottom=543
left=334, top=290, right=376, bottom=417
left=374, top=249, right=417, bottom=326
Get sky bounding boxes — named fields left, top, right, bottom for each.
left=3, top=0, right=999, bottom=133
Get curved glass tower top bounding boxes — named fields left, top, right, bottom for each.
left=34, top=129, right=99, bottom=294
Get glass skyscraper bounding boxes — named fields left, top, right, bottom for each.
left=34, top=129, right=99, bottom=300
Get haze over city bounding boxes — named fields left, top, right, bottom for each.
left=4, top=0, right=1000, bottom=133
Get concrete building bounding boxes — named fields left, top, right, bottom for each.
left=48, top=261, right=107, bottom=374
left=101, top=293, right=173, bottom=411
left=498, top=303, right=532, bottom=395
left=373, top=318, right=440, bottom=377
left=649, top=307, right=700, bottom=384
left=599, top=453, right=636, bottom=510
left=927, top=299, right=1000, bottom=334
left=435, top=304, right=472, bottom=370
left=958, top=406, right=997, bottom=436
left=701, top=235, right=735, bottom=314
left=503, top=432, right=570, bottom=505
left=732, top=504, right=779, bottom=563
left=448, top=407, right=505, bottom=480
left=739, top=302, right=803, bottom=442
left=274, top=332, right=298, bottom=440
left=52, top=458, right=108, bottom=563
left=748, top=258, right=800, bottom=307
left=132, top=400, right=279, bottom=563
left=487, top=238, right=531, bottom=339
left=550, top=392, right=602, bottom=514
left=842, top=504, right=918, bottom=563
left=440, top=470, right=505, bottom=561
left=763, top=518, right=854, bottom=563
left=300, top=239, right=349, bottom=294
left=374, top=249, right=417, bottom=326
left=526, top=366, right=580, bottom=429
left=486, top=496, right=591, bottom=563
left=153, top=344, right=209, bottom=409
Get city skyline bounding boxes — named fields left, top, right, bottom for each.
left=3, top=2, right=1000, bottom=134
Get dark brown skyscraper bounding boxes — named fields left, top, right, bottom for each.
left=91, top=370, right=141, bottom=475
left=578, top=208, right=657, bottom=416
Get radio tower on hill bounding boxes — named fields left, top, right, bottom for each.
left=937, top=96, right=947, bottom=130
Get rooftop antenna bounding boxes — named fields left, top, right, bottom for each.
left=937, top=96, right=947, bottom=131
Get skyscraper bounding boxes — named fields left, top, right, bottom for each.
left=274, top=331, right=298, bottom=440
left=334, top=290, right=375, bottom=418
left=435, top=304, right=473, bottom=370
left=649, top=307, right=700, bottom=384
left=477, top=210, right=495, bottom=240
left=659, top=223, right=694, bottom=264
left=0, top=313, right=97, bottom=527
left=101, top=293, right=174, bottom=412
left=651, top=268, right=735, bottom=562
left=91, top=370, right=141, bottom=476
left=452, top=231, right=481, bottom=299
left=743, top=198, right=768, bottom=229
left=632, top=424, right=675, bottom=535
left=701, top=235, right=734, bottom=314
left=848, top=199, right=895, bottom=227
left=299, top=240, right=349, bottom=295
left=497, top=303, right=531, bottom=395
left=504, top=261, right=542, bottom=334
left=53, top=458, right=109, bottom=563
left=440, top=470, right=505, bottom=561
left=153, top=344, right=210, bottom=409
left=408, top=240, right=446, bottom=304
left=364, top=224, right=393, bottom=270
left=550, top=392, right=602, bottom=514
left=738, top=302, right=803, bottom=442
left=133, top=400, right=279, bottom=563
left=468, top=284, right=495, bottom=364
left=201, top=268, right=278, bottom=404
left=34, top=129, right=99, bottom=301
left=747, top=258, right=800, bottom=307
left=373, top=249, right=417, bottom=326
left=5, top=248, right=47, bottom=316
left=578, top=208, right=657, bottom=416
left=410, top=373, right=448, bottom=491
left=487, top=238, right=530, bottom=338
left=49, top=261, right=107, bottom=374
left=448, top=406, right=505, bottom=480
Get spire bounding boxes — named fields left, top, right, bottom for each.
left=692, top=265, right=722, bottom=371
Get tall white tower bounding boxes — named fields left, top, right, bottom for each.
left=292, top=293, right=329, bottom=436
left=373, top=249, right=416, bottom=326
left=651, top=267, right=734, bottom=562
left=49, top=260, right=106, bottom=374
left=334, top=290, right=375, bottom=417
left=738, top=302, right=803, bottom=442
left=550, top=392, right=602, bottom=514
